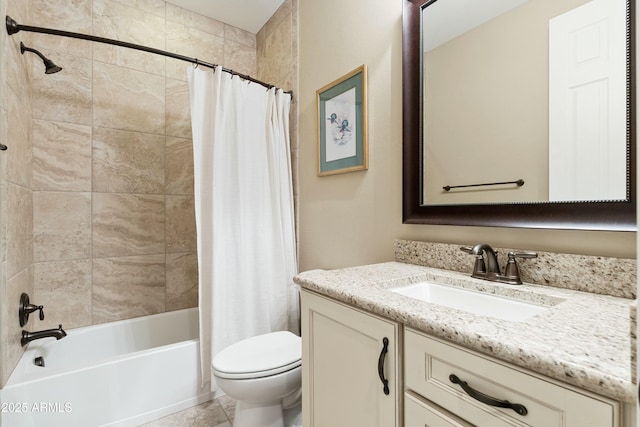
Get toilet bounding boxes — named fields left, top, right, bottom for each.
left=212, top=331, right=302, bottom=427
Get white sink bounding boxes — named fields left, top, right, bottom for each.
left=390, top=281, right=549, bottom=322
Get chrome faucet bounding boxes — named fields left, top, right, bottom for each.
left=21, top=324, right=66, bottom=347
left=461, top=243, right=537, bottom=285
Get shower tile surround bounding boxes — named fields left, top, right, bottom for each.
left=295, top=240, right=638, bottom=402
left=0, top=0, right=299, bottom=387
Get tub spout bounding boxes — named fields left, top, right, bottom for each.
left=21, top=324, right=66, bottom=347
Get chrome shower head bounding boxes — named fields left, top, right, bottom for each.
left=20, top=42, right=62, bottom=74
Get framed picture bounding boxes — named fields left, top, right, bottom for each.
left=316, top=65, right=368, bottom=176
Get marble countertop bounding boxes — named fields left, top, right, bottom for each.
left=294, top=262, right=636, bottom=403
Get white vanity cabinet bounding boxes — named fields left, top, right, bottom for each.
left=301, top=290, right=401, bottom=427
left=405, top=328, right=621, bottom=427
left=301, top=289, right=630, bottom=426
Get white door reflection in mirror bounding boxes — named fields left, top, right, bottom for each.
left=549, top=0, right=626, bottom=201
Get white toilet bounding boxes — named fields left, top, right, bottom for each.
left=212, top=331, right=302, bottom=427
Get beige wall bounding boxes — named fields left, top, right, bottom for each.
left=298, top=0, right=636, bottom=273
left=0, top=0, right=269, bottom=387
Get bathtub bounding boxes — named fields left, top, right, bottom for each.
left=0, top=308, right=213, bottom=427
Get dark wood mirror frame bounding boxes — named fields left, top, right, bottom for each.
left=402, top=0, right=636, bottom=231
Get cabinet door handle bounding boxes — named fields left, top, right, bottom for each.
left=377, top=337, right=390, bottom=395
left=449, top=374, right=527, bottom=416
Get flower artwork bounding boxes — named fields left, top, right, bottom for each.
left=316, top=65, right=368, bottom=176
left=325, top=87, right=357, bottom=162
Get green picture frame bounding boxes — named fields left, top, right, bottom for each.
left=316, top=65, right=368, bottom=176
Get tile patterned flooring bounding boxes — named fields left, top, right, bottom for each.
left=141, top=395, right=236, bottom=427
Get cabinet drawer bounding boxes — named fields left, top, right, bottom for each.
left=405, top=328, right=619, bottom=427
left=405, top=392, right=473, bottom=427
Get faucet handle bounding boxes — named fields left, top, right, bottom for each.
left=510, top=250, right=538, bottom=259
left=19, top=293, right=44, bottom=327
left=504, top=251, right=538, bottom=284
left=460, top=246, right=487, bottom=276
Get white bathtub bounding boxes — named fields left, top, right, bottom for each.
left=0, top=308, right=213, bottom=427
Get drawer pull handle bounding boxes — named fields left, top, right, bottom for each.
left=378, top=337, right=390, bottom=395
left=449, top=374, right=528, bottom=416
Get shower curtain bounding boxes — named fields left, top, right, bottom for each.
left=187, top=66, right=298, bottom=390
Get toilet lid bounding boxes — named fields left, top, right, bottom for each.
left=212, top=331, right=301, bottom=380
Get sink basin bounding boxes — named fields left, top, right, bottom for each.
left=390, top=281, right=548, bottom=321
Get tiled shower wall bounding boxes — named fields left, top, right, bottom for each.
left=28, top=0, right=262, bottom=329
left=0, top=0, right=298, bottom=387
left=256, top=0, right=299, bottom=209
left=0, top=0, right=34, bottom=387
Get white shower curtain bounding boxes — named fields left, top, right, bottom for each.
left=187, top=66, right=298, bottom=390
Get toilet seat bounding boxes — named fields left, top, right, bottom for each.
left=212, top=331, right=302, bottom=380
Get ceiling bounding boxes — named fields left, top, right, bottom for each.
left=164, top=0, right=285, bottom=34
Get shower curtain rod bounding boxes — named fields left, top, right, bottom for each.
left=5, top=15, right=293, bottom=96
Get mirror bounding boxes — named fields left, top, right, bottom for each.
left=403, top=0, right=636, bottom=230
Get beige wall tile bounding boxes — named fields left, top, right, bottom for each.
left=2, top=266, right=32, bottom=386
left=32, top=52, right=92, bottom=125
left=93, top=193, right=165, bottom=258
left=260, top=0, right=292, bottom=37
left=0, top=185, right=7, bottom=264
left=93, top=62, right=165, bottom=135
left=0, top=261, right=7, bottom=385
left=225, top=25, right=257, bottom=49
left=166, top=252, right=198, bottom=311
left=166, top=137, right=194, bottom=195
left=165, top=21, right=225, bottom=80
left=92, top=127, right=165, bottom=194
left=0, top=106, right=6, bottom=186
left=166, top=78, right=192, bottom=139
left=2, top=0, right=32, bottom=389
left=93, top=0, right=166, bottom=76
left=30, top=0, right=92, bottom=58
left=262, top=18, right=293, bottom=87
left=166, top=4, right=224, bottom=37
left=34, top=260, right=92, bottom=329
left=33, top=119, right=92, bottom=191
left=224, top=40, right=257, bottom=78
left=4, top=27, right=31, bottom=107
left=4, top=86, right=31, bottom=188
left=34, top=191, right=91, bottom=262
left=111, top=0, right=166, bottom=17
left=7, top=183, right=32, bottom=278
left=166, top=195, right=196, bottom=253
left=256, top=0, right=299, bottom=244
left=92, top=255, right=166, bottom=323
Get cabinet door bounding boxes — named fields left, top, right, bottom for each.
left=301, top=290, right=400, bottom=427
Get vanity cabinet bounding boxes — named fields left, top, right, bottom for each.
left=301, top=289, right=628, bottom=426
left=301, top=290, right=401, bottom=427
left=405, top=328, right=620, bottom=427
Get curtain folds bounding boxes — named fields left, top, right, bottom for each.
left=187, top=66, right=298, bottom=390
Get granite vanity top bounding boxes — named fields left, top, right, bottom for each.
left=294, top=262, right=636, bottom=403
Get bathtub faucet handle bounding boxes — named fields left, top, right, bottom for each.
left=19, top=293, right=45, bottom=327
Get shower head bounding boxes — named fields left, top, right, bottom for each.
left=19, top=42, right=62, bottom=74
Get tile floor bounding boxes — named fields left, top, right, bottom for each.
left=141, top=395, right=236, bottom=427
